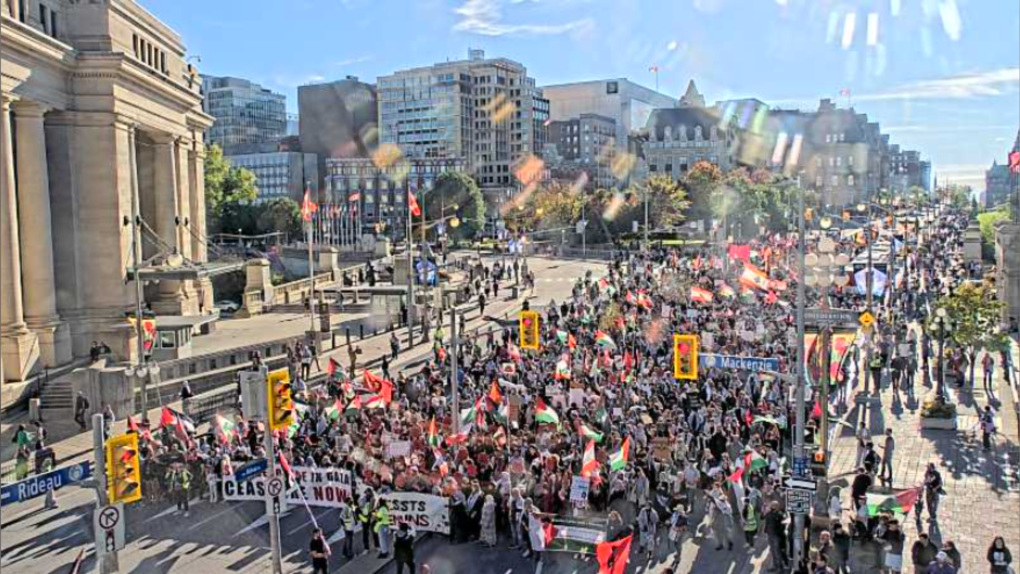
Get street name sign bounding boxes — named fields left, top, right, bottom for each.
left=805, top=308, right=859, bottom=329
left=782, top=476, right=818, bottom=491
left=0, top=461, right=92, bottom=507
left=786, top=489, right=813, bottom=514
left=234, top=459, right=268, bottom=483
left=700, top=354, right=781, bottom=373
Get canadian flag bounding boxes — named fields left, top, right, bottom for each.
left=408, top=191, right=422, bottom=217
left=301, top=189, right=318, bottom=222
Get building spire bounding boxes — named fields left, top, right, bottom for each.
left=679, top=80, right=705, bottom=108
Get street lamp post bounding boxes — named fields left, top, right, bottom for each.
left=933, top=307, right=950, bottom=401
left=793, top=183, right=808, bottom=569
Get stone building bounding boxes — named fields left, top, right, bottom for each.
left=1, top=0, right=213, bottom=384
left=643, top=82, right=738, bottom=177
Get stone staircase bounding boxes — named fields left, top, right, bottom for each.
left=39, top=377, right=74, bottom=415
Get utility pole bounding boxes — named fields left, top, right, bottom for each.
left=643, top=181, right=650, bottom=251
left=264, top=411, right=284, bottom=574
left=92, top=413, right=119, bottom=574
left=864, top=207, right=875, bottom=397
left=406, top=180, right=416, bottom=346
left=793, top=184, right=807, bottom=569
left=421, top=186, right=430, bottom=345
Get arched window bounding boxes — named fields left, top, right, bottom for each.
left=678, top=125, right=687, bottom=141
left=664, top=126, right=672, bottom=141
left=694, top=126, right=703, bottom=141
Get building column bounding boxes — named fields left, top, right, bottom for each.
left=189, top=143, right=214, bottom=313
left=0, top=95, right=39, bottom=382
left=149, top=133, right=186, bottom=314
left=13, top=101, right=72, bottom=367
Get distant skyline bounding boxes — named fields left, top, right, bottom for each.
left=148, top=0, right=1019, bottom=190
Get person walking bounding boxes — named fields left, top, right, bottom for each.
left=878, top=519, right=906, bottom=574
left=669, top=505, right=689, bottom=568
left=742, top=496, right=759, bottom=548
left=637, top=502, right=659, bottom=558
left=480, top=495, right=498, bottom=547
left=764, top=502, right=788, bottom=572
left=912, top=533, right=940, bottom=574
left=924, top=463, right=944, bottom=522
left=394, top=522, right=417, bottom=574
left=308, top=528, right=330, bottom=574
left=374, top=499, right=392, bottom=558
left=390, top=332, right=400, bottom=361
left=982, top=353, right=995, bottom=395
left=74, top=392, right=90, bottom=432
left=856, top=422, right=872, bottom=468
left=979, top=406, right=997, bottom=451
left=357, top=497, right=373, bottom=554
left=880, top=429, right=896, bottom=488
left=987, top=537, right=1013, bottom=574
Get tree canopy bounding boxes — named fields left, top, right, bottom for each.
left=423, top=171, right=486, bottom=241
left=205, top=144, right=258, bottom=233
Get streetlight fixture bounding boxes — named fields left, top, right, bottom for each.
left=932, top=307, right=952, bottom=402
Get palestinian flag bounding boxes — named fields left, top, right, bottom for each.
left=596, top=533, right=633, bottom=574
left=594, top=330, right=616, bottom=350
left=213, top=414, right=238, bottom=445
left=866, top=488, right=921, bottom=517
left=578, top=422, right=604, bottom=443
left=728, top=465, right=745, bottom=484
left=345, top=395, right=363, bottom=416
left=744, top=450, right=768, bottom=473
left=327, top=358, right=342, bottom=377
left=323, top=399, right=343, bottom=421
left=488, top=381, right=503, bottom=405
left=446, top=427, right=472, bottom=446
left=554, top=359, right=571, bottom=380
left=427, top=416, right=440, bottom=447
left=581, top=439, right=599, bottom=478
left=740, top=264, right=770, bottom=291
left=535, top=398, right=561, bottom=427
left=160, top=407, right=196, bottom=435
left=691, top=286, right=714, bottom=303
left=609, top=437, right=630, bottom=471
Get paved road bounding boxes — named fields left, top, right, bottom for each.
left=0, top=255, right=606, bottom=574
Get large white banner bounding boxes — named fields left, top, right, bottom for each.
left=378, top=492, right=450, bottom=535
left=221, top=468, right=450, bottom=534
left=222, top=466, right=356, bottom=508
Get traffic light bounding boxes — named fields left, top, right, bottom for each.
left=106, top=433, right=141, bottom=504
left=267, top=368, right=294, bottom=432
left=673, top=334, right=699, bottom=380
left=811, top=450, right=828, bottom=477
left=519, top=310, right=540, bottom=350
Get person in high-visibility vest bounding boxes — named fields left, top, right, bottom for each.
left=374, top=500, right=392, bottom=558
left=742, top=496, right=759, bottom=548
left=338, top=500, right=356, bottom=559
left=356, top=498, right=373, bottom=554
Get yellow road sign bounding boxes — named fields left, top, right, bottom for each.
left=858, top=311, right=875, bottom=328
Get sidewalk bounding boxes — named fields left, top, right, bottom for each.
left=830, top=352, right=1020, bottom=574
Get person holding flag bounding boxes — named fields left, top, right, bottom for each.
left=309, top=527, right=330, bottom=574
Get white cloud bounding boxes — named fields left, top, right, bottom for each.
left=854, top=67, right=1020, bottom=102
left=453, top=0, right=594, bottom=36
left=333, top=55, right=374, bottom=67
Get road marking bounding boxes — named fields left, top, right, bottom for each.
left=144, top=505, right=180, bottom=524
left=286, top=508, right=335, bottom=536
left=187, top=505, right=241, bottom=532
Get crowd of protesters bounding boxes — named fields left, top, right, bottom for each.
left=96, top=203, right=1015, bottom=574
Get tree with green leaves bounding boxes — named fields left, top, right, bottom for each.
left=204, top=144, right=258, bottom=233
left=639, top=174, right=690, bottom=230
left=928, top=282, right=1008, bottom=386
left=423, top=171, right=486, bottom=242
left=504, top=182, right=582, bottom=233
left=256, top=198, right=302, bottom=237
left=682, top=160, right=722, bottom=229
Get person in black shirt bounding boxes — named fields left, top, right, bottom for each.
left=309, top=528, right=329, bottom=574
left=394, top=522, right=417, bottom=574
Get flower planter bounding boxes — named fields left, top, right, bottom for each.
left=919, top=415, right=958, bottom=430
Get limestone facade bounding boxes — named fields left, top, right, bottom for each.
left=1, top=0, right=213, bottom=383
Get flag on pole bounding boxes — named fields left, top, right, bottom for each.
left=363, top=394, right=386, bottom=410
left=535, top=398, right=561, bottom=427
left=866, top=488, right=921, bottom=517
left=581, top=439, right=599, bottom=478
left=488, top=381, right=503, bottom=405
left=691, top=286, right=714, bottom=303
left=609, top=437, right=630, bottom=471
left=301, top=189, right=318, bottom=222
left=596, top=533, right=633, bottom=574
left=327, top=358, right=342, bottom=377
left=160, top=407, right=196, bottom=434
left=743, top=450, right=768, bottom=473
left=594, top=330, right=616, bottom=350
left=427, top=416, right=440, bottom=447
left=345, top=395, right=363, bottom=416
left=363, top=370, right=394, bottom=403
left=213, top=414, right=238, bottom=445
left=323, top=399, right=343, bottom=421
left=578, top=422, right=604, bottom=443
left=408, top=191, right=422, bottom=217
left=740, top=264, right=770, bottom=291
left=554, top=359, right=571, bottom=380
left=1010, top=150, right=1020, bottom=173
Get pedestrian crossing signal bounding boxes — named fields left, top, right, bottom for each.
left=673, top=334, right=699, bottom=380
left=519, top=311, right=540, bottom=350
left=107, top=433, right=142, bottom=504
left=267, top=369, right=294, bottom=432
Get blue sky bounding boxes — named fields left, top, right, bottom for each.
left=149, top=0, right=1019, bottom=190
